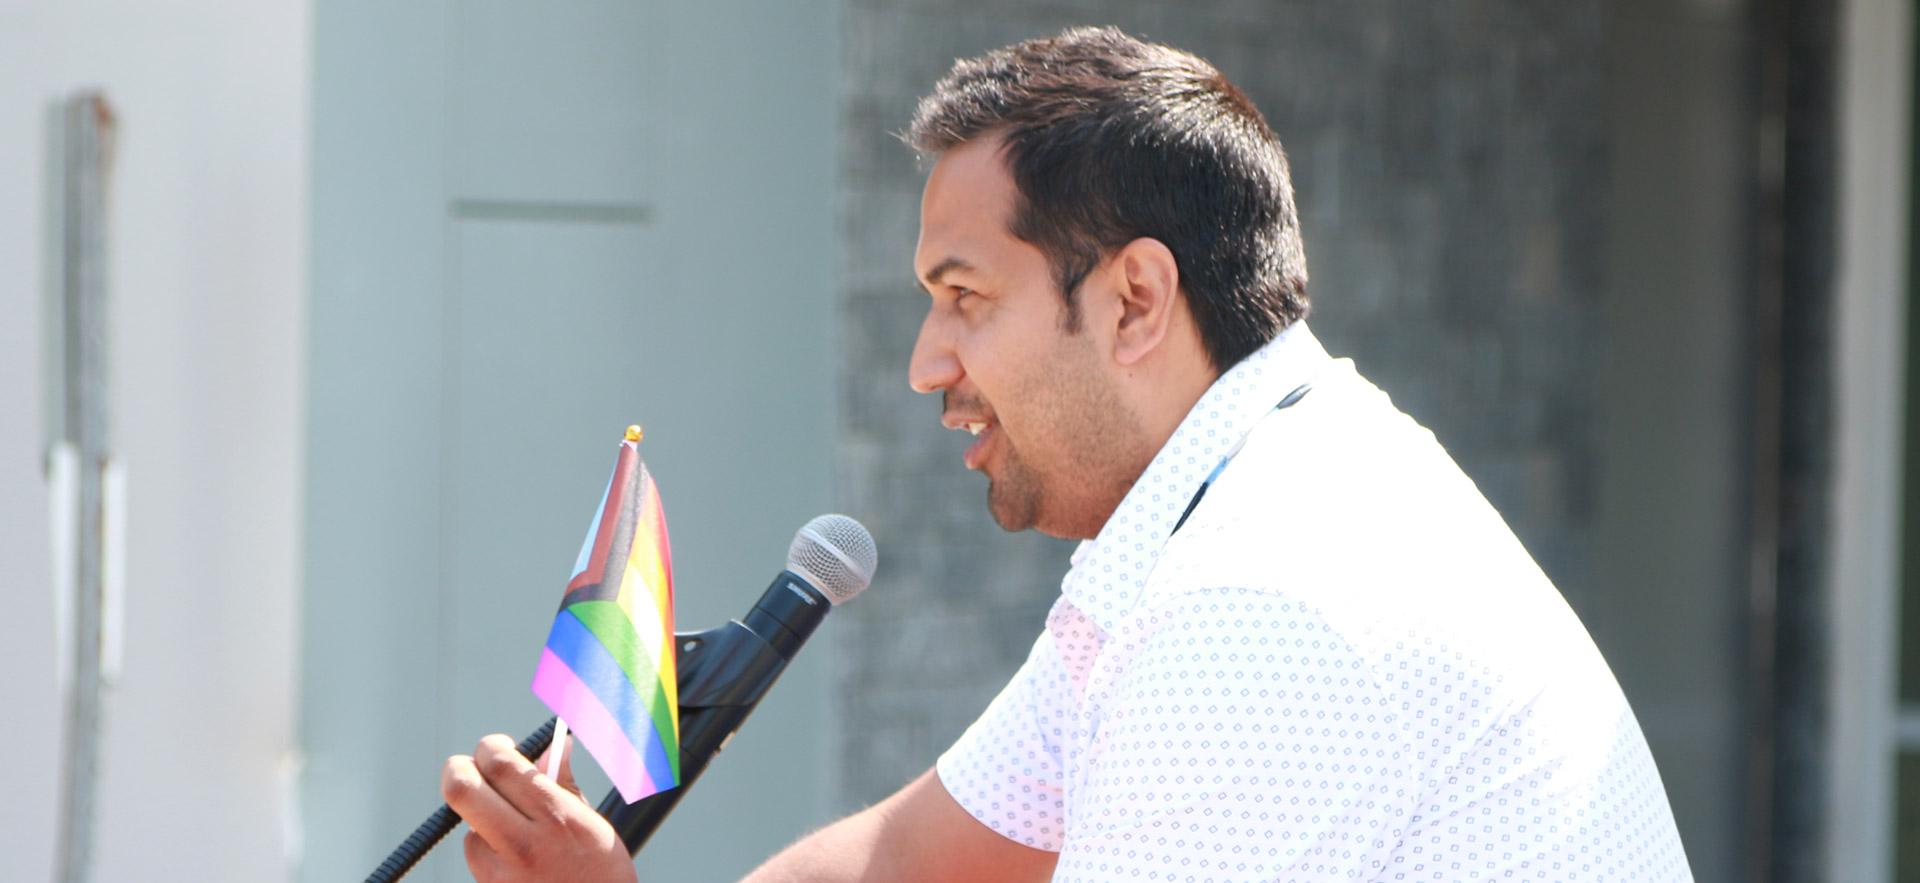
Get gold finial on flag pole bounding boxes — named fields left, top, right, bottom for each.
left=625, top=424, right=644, bottom=443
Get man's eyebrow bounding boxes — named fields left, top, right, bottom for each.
left=919, top=256, right=974, bottom=289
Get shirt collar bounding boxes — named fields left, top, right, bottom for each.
left=1060, top=320, right=1331, bottom=632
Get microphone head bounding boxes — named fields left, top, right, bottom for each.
left=787, top=514, right=877, bottom=605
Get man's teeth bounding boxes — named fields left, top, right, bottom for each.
left=966, top=422, right=987, bottom=436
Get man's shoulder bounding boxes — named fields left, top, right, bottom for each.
left=1137, top=361, right=1597, bottom=690
left=1162, top=362, right=1537, bottom=592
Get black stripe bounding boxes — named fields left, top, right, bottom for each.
left=1167, top=383, right=1312, bottom=538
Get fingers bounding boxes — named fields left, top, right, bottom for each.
left=442, top=743, right=532, bottom=856
left=471, top=732, right=587, bottom=825
left=449, top=732, right=634, bottom=882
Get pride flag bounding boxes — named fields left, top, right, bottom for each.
left=531, top=426, right=679, bottom=803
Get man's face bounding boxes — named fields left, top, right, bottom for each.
left=908, top=136, right=1139, bottom=539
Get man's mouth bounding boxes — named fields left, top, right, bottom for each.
left=943, top=412, right=998, bottom=470
left=962, top=421, right=996, bottom=470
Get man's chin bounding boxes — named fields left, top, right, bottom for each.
left=990, top=475, right=1120, bottom=540
left=986, top=480, right=1094, bottom=539
left=984, top=478, right=1038, bottom=534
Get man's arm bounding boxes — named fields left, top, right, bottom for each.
left=744, top=768, right=1058, bottom=883
left=443, top=738, right=1054, bottom=882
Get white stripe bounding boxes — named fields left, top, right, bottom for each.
left=546, top=717, right=569, bottom=780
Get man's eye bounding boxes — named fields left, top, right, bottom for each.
left=954, top=287, right=977, bottom=300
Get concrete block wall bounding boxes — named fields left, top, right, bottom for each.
left=833, top=0, right=1609, bottom=811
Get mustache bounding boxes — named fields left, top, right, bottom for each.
left=942, top=390, right=988, bottom=415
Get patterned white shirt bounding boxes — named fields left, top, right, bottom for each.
left=936, top=322, right=1692, bottom=881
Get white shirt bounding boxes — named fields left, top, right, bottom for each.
left=936, top=323, right=1692, bottom=881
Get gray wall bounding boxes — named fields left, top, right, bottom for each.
left=834, top=5, right=1753, bottom=881
left=303, top=2, right=840, bottom=881
left=1599, top=2, right=1758, bottom=877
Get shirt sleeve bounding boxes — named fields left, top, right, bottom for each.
left=935, top=628, right=1072, bottom=851
left=1049, top=586, right=1408, bottom=881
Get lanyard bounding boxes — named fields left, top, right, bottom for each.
left=1168, top=381, right=1313, bottom=536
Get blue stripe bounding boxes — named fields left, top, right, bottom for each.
left=545, top=611, right=678, bottom=787
left=1203, top=457, right=1230, bottom=484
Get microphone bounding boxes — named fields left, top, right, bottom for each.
left=366, top=514, right=875, bottom=881
left=598, top=513, right=877, bottom=854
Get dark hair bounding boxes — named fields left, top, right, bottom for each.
left=906, top=26, right=1309, bottom=371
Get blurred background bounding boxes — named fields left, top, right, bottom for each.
left=0, top=0, right=1912, bottom=880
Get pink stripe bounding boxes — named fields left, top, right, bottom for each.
left=532, top=648, right=659, bottom=801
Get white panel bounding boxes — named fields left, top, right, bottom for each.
left=0, top=2, right=310, bottom=881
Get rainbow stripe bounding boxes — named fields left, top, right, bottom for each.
left=531, top=435, right=679, bottom=803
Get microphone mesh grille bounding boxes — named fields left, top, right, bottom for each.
left=787, top=514, right=877, bottom=605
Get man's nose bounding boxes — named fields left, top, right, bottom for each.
left=907, top=310, right=960, bottom=394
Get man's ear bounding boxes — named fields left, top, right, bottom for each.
left=1111, top=237, right=1182, bottom=367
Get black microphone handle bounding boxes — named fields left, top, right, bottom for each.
left=600, top=569, right=834, bottom=854
left=365, top=717, right=558, bottom=883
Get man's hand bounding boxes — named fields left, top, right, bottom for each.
left=441, top=733, right=637, bottom=883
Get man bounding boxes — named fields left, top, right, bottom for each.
left=442, top=26, right=1693, bottom=881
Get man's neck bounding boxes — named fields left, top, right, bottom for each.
left=1070, top=359, right=1221, bottom=540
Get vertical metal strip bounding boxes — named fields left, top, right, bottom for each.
left=53, top=91, right=115, bottom=883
